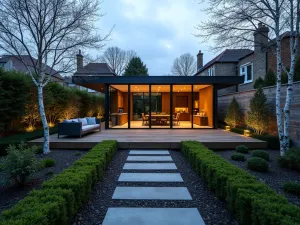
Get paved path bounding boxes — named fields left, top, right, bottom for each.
left=102, top=150, right=205, bottom=225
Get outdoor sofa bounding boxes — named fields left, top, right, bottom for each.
left=58, top=117, right=101, bottom=138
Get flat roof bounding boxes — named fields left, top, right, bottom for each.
left=73, top=75, right=243, bottom=92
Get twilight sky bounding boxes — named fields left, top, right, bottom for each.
left=95, top=0, right=215, bottom=75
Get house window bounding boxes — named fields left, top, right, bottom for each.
left=207, top=66, right=215, bottom=76
left=240, top=63, right=253, bottom=83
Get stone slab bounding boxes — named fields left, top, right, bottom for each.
left=123, top=163, right=177, bottom=170
left=129, top=150, right=169, bottom=155
left=102, top=208, right=205, bottom=225
left=112, top=187, right=192, bottom=200
left=127, top=156, right=173, bottom=161
left=118, top=173, right=183, bottom=182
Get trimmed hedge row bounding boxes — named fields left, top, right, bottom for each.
left=0, top=140, right=117, bottom=225
left=181, top=141, right=300, bottom=225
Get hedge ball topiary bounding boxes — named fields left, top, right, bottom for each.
left=252, top=150, right=270, bottom=161
left=236, top=145, right=249, bottom=154
left=247, top=157, right=269, bottom=172
left=282, top=182, right=300, bottom=196
left=231, top=153, right=246, bottom=161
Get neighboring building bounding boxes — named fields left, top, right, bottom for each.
left=0, top=55, right=65, bottom=84
left=195, top=23, right=300, bottom=95
left=73, top=50, right=116, bottom=93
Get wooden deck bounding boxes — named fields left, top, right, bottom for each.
left=29, top=129, right=267, bottom=150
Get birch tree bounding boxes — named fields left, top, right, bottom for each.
left=195, top=0, right=300, bottom=155
left=171, top=53, right=196, bottom=76
left=0, top=0, right=110, bottom=154
left=101, top=46, right=137, bottom=75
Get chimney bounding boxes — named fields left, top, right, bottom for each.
left=76, top=50, right=83, bottom=71
left=197, top=50, right=203, bottom=71
left=254, top=23, right=269, bottom=51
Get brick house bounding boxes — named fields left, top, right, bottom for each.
left=0, top=55, right=65, bottom=84
left=195, top=23, right=300, bottom=95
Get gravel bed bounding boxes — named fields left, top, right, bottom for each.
left=216, top=149, right=300, bottom=206
left=73, top=150, right=237, bottom=225
left=0, top=149, right=87, bottom=213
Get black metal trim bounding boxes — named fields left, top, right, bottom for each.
left=104, top=84, right=109, bottom=129
left=73, top=75, right=244, bottom=87
left=149, top=85, right=151, bottom=129
left=170, top=84, right=173, bottom=128
left=128, top=84, right=130, bottom=129
left=191, top=84, right=194, bottom=128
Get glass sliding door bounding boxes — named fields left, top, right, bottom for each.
left=109, top=85, right=128, bottom=128
left=193, top=84, right=213, bottom=128
left=173, top=85, right=192, bottom=128
left=151, top=85, right=170, bottom=128
left=130, top=85, right=150, bottom=128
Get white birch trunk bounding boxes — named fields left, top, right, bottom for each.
left=37, top=83, right=50, bottom=154
left=275, top=36, right=285, bottom=156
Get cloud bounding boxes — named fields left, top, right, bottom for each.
left=93, top=0, right=214, bottom=75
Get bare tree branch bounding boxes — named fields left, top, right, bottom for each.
left=171, top=53, right=196, bottom=76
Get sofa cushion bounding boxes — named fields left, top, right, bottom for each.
left=86, top=117, right=96, bottom=125
left=79, top=118, right=88, bottom=126
left=64, top=119, right=72, bottom=123
left=81, top=124, right=99, bottom=131
left=71, top=118, right=79, bottom=122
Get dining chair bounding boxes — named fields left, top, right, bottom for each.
left=142, top=113, right=148, bottom=125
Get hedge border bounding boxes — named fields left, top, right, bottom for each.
left=0, top=140, right=117, bottom=225
left=181, top=141, right=300, bottom=225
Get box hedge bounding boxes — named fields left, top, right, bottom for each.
left=0, top=140, right=117, bottom=225
left=181, top=141, right=300, bottom=225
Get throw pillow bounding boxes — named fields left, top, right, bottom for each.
left=64, top=119, right=72, bottom=123
left=71, top=118, right=79, bottom=122
left=86, top=117, right=96, bottom=125
left=79, top=118, right=88, bottom=126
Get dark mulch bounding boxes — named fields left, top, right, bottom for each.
left=73, top=150, right=237, bottom=225
left=0, top=149, right=86, bottom=213
left=216, top=149, right=300, bottom=206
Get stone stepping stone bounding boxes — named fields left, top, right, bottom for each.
left=112, top=187, right=192, bottom=200
left=127, top=156, right=172, bottom=161
left=118, top=173, right=183, bottom=182
left=123, top=163, right=177, bottom=170
left=102, top=208, right=205, bottom=225
left=129, top=150, right=169, bottom=155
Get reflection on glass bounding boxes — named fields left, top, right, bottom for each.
left=151, top=85, right=170, bottom=128
left=193, top=84, right=213, bottom=128
left=173, top=85, right=192, bottom=128
left=130, top=85, right=150, bottom=128
left=109, top=85, right=128, bottom=128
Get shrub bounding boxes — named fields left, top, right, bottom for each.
left=231, top=153, right=246, bottom=161
left=236, top=145, right=249, bottom=154
left=2, top=142, right=41, bottom=186
left=246, top=87, right=269, bottom=135
left=253, top=77, right=264, bottom=89
left=252, top=134, right=280, bottom=149
left=282, top=182, right=300, bottom=196
left=264, top=69, right=276, bottom=87
left=42, top=158, right=56, bottom=168
left=252, top=150, right=270, bottom=161
left=181, top=141, right=300, bottom=225
left=0, top=140, right=117, bottom=225
left=74, top=151, right=82, bottom=156
left=278, top=147, right=300, bottom=171
left=247, top=157, right=269, bottom=172
left=224, top=97, right=243, bottom=128
left=0, top=164, right=3, bottom=171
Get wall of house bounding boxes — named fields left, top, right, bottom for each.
left=218, top=81, right=300, bottom=147
left=162, top=93, right=170, bottom=113
left=268, top=37, right=300, bottom=73
left=216, top=63, right=238, bottom=95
